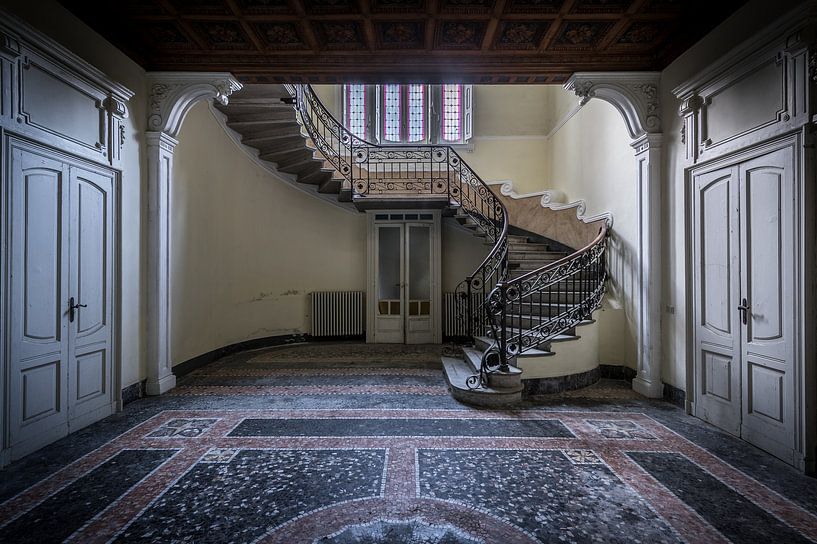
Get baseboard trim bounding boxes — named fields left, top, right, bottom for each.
left=172, top=333, right=311, bottom=378
left=522, top=367, right=600, bottom=396
left=663, top=383, right=686, bottom=408
left=599, top=364, right=637, bottom=382
left=122, top=379, right=147, bottom=406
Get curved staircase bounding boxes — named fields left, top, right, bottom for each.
left=214, top=84, right=349, bottom=202
left=216, top=84, right=611, bottom=407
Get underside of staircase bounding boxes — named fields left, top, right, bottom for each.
left=215, top=84, right=351, bottom=202
left=216, top=83, right=609, bottom=408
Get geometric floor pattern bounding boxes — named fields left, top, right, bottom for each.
left=1, top=343, right=816, bottom=543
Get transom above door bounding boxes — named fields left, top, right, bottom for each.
left=367, top=211, right=441, bottom=344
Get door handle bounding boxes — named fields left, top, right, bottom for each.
left=737, top=298, right=750, bottom=325
left=68, top=296, right=87, bottom=323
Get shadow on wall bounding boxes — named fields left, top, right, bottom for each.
left=604, top=229, right=638, bottom=366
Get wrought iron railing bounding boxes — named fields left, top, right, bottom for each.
left=287, top=84, right=607, bottom=390
left=290, top=84, right=508, bottom=354
left=469, top=226, right=608, bottom=388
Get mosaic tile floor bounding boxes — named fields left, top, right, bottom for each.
left=1, top=343, right=816, bottom=544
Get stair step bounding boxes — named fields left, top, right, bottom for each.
left=441, top=356, right=523, bottom=407
left=507, top=259, right=565, bottom=270
left=218, top=103, right=295, bottom=115
left=278, top=159, right=323, bottom=178
left=241, top=132, right=304, bottom=147
left=240, top=126, right=303, bottom=143
left=508, top=249, right=566, bottom=258
left=260, top=148, right=312, bottom=165
left=474, top=336, right=553, bottom=357
left=262, top=137, right=307, bottom=155
left=511, top=291, right=589, bottom=304
left=299, top=169, right=332, bottom=186
left=318, top=176, right=342, bottom=194
left=224, top=111, right=297, bottom=124
left=233, top=84, right=292, bottom=99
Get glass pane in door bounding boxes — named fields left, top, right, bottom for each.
left=408, top=225, right=430, bottom=316
left=378, top=226, right=401, bottom=315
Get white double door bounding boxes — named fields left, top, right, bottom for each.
left=372, top=222, right=436, bottom=344
left=6, top=142, right=116, bottom=460
left=693, top=145, right=796, bottom=464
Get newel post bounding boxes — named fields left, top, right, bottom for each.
left=144, top=72, right=241, bottom=395
left=565, top=72, right=665, bottom=398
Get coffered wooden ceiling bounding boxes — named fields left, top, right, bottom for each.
left=60, top=0, right=746, bottom=84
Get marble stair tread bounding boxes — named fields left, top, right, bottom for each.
left=441, top=357, right=524, bottom=407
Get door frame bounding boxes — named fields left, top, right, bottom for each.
left=366, top=210, right=441, bottom=344
left=684, top=130, right=814, bottom=471
left=0, top=134, right=122, bottom=465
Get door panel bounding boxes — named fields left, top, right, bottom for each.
left=8, top=147, right=70, bottom=454
left=693, top=165, right=741, bottom=434
left=406, top=224, right=433, bottom=344
left=68, top=165, right=115, bottom=425
left=739, top=147, right=795, bottom=462
left=374, top=224, right=404, bottom=343
left=745, top=167, right=784, bottom=341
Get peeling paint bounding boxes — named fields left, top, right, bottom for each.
left=280, top=289, right=300, bottom=296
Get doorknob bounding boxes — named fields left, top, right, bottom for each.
left=68, top=296, right=87, bottom=323
left=737, top=298, right=750, bottom=325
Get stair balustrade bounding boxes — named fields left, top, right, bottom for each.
left=287, top=83, right=608, bottom=390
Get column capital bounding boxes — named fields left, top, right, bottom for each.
left=631, top=132, right=664, bottom=154
left=145, top=130, right=180, bottom=152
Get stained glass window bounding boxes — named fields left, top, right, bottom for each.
left=383, top=84, right=402, bottom=142
left=442, top=84, right=462, bottom=142
left=342, top=84, right=470, bottom=145
left=345, top=84, right=366, bottom=139
left=407, top=84, right=425, bottom=142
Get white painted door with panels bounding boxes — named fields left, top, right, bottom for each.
left=692, top=145, right=796, bottom=464
left=6, top=141, right=116, bottom=461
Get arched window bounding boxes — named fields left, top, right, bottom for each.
left=343, top=84, right=472, bottom=145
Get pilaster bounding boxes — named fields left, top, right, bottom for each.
left=566, top=72, right=665, bottom=399
left=143, top=73, right=241, bottom=395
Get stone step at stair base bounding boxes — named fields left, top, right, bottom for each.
left=441, top=356, right=523, bottom=407
left=460, top=347, right=523, bottom=390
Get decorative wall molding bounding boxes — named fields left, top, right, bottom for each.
left=146, top=72, right=242, bottom=138
left=565, top=72, right=661, bottom=139
left=0, top=30, right=20, bottom=57
left=0, top=10, right=134, bottom=167
left=674, top=5, right=816, bottom=164
left=488, top=179, right=613, bottom=228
